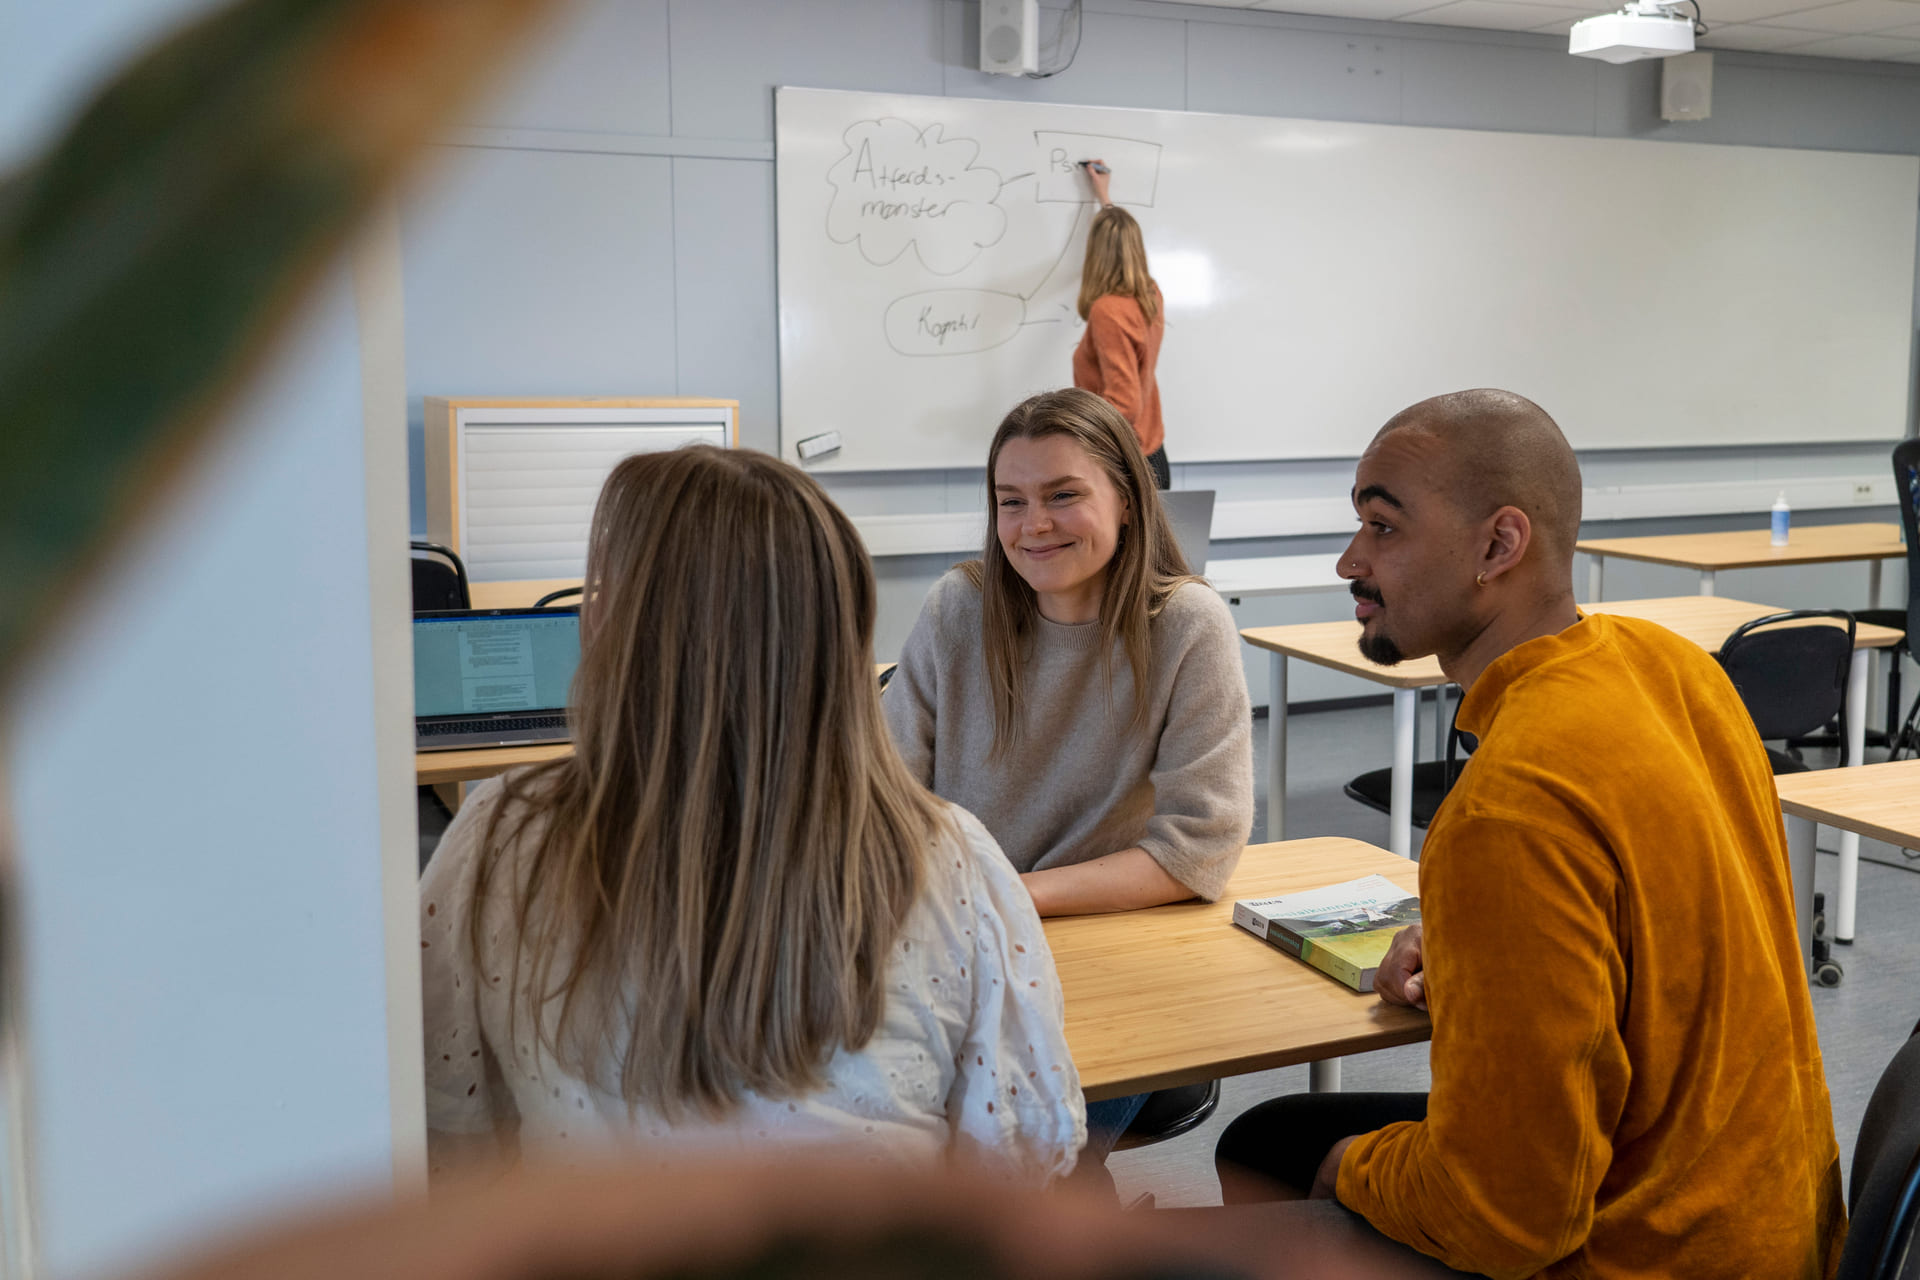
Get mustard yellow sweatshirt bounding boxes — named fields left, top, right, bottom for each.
left=1339, top=613, right=1845, bottom=1280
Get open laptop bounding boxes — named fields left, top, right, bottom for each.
left=1161, top=488, right=1216, bottom=575
left=414, top=607, right=581, bottom=751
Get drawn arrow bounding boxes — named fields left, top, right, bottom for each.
left=1019, top=201, right=1087, bottom=302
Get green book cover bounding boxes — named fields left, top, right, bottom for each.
left=1232, top=874, right=1420, bottom=993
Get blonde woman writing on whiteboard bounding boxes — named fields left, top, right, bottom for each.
left=1073, top=160, right=1170, bottom=490
left=419, top=446, right=1084, bottom=1185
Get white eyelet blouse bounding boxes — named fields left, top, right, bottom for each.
left=420, top=777, right=1086, bottom=1185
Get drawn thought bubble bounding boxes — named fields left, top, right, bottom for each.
left=884, top=290, right=1026, bottom=356
left=825, top=119, right=1007, bottom=276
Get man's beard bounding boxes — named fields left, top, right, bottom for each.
left=1358, top=627, right=1404, bottom=666
left=1352, top=583, right=1403, bottom=665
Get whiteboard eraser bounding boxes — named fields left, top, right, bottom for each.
left=796, top=431, right=842, bottom=462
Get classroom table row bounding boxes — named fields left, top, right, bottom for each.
left=405, top=792, right=1911, bottom=1104
left=1244, top=595, right=1903, bottom=947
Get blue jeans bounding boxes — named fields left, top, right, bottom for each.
left=1082, top=1091, right=1150, bottom=1164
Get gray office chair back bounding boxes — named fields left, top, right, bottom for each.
left=1839, top=1017, right=1920, bottom=1280
left=1718, top=611, right=1855, bottom=767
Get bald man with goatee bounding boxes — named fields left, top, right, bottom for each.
left=1214, top=391, right=1845, bottom=1280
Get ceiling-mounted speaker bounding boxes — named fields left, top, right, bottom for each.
left=981, top=0, right=1039, bottom=76
left=1661, top=51, right=1713, bottom=121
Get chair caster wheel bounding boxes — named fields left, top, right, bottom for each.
left=1814, top=960, right=1844, bottom=988
left=1812, top=912, right=1826, bottom=940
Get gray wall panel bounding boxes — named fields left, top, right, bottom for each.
left=401, top=145, right=679, bottom=521
left=463, top=0, right=671, bottom=135
left=1185, top=20, right=1403, bottom=123
left=1400, top=35, right=1600, bottom=135
left=672, top=157, right=780, bottom=452
left=942, top=0, right=1190, bottom=108
left=668, top=0, right=946, bottom=141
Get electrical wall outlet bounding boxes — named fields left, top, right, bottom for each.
left=1854, top=481, right=1877, bottom=502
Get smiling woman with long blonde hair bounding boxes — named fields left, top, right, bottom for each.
left=882, top=389, right=1252, bottom=1168
left=419, top=446, right=1083, bottom=1183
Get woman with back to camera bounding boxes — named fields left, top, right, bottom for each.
left=883, top=387, right=1253, bottom=1160
left=419, top=446, right=1084, bottom=1184
left=1073, top=161, right=1170, bottom=490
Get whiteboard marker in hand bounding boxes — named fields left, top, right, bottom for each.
left=1077, top=159, right=1113, bottom=209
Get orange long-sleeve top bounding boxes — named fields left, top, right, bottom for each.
left=1071, top=290, right=1165, bottom=457
left=1339, top=613, right=1845, bottom=1280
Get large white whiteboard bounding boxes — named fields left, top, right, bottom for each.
left=775, top=86, right=1919, bottom=471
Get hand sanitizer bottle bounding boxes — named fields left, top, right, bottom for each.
left=1771, top=491, right=1791, bottom=547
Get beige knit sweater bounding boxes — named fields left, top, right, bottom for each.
left=883, top=570, right=1253, bottom=901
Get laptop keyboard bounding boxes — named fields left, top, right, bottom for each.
left=421, top=715, right=567, bottom=737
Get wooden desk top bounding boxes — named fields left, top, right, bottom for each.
left=1046, top=839, right=1428, bottom=1100
left=1775, top=758, right=1920, bottom=849
left=468, top=579, right=582, bottom=610
left=1240, top=596, right=1902, bottom=689
left=416, top=743, right=572, bottom=785
left=414, top=666, right=897, bottom=786
left=1575, top=522, right=1903, bottom=571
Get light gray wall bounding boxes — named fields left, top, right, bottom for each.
left=6, top=268, right=411, bottom=1277
left=401, top=0, right=1920, bottom=699
left=5, top=3, right=420, bottom=1270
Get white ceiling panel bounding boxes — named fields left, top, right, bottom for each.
left=1757, top=0, right=1920, bottom=32
left=1771, top=28, right=1920, bottom=50
left=1685, top=0, right=1845, bottom=23
left=1697, top=20, right=1828, bottom=44
left=1252, top=0, right=1451, bottom=18
left=1396, top=0, right=1594, bottom=27
left=1176, top=0, right=1920, bottom=61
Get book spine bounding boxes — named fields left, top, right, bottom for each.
left=1230, top=903, right=1265, bottom=936
left=1299, top=939, right=1369, bottom=992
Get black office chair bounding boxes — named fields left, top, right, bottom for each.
left=1344, top=698, right=1476, bottom=831
left=534, top=585, right=584, bottom=608
left=410, top=540, right=470, bottom=612
left=1880, top=441, right=1920, bottom=760
left=1114, top=1079, right=1221, bottom=1152
left=1718, top=610, right=1855, bottom=775
left=1836, top=1015, right=1920, bottom=1280
left=1847, top=438, right=1920, bottom=754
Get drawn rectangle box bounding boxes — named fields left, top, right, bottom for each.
left=1034, top=133, right=1163, bottom=205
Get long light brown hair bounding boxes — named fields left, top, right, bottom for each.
left=1076, top=206, right=1160, bottom=325
left=472, top=446, right=941, bottom=1118
left=966, top=388, right=1200, bottom=757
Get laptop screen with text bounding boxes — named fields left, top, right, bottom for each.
left=413, top=610, right=580, bottom=719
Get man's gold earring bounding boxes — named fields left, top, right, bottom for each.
left=1475, top=572, right=1487, bottom=587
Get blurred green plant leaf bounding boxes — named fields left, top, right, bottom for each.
left=0, top=0, right=558, bottom=694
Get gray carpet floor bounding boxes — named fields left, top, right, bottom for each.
left=416, top=696, right=1920, bottom=1208
left=1107, top=696, right=1920, bottom=1207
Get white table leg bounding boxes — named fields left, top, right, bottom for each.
left=1868, top=559, right=1885, bottom=733
left=1836, top=647, right=1868, bottom=942
left=1784, top=812, right=1818, bottom=975
left=1432, top=685, right=1449, bottom=761
left=1587, top=554, right=1604, bottom=604
left=1309, top=1059, right=1341, bottom=1093
left=1391, top=688, right=1417, bottom=858
left=1699, top=569, right=1716, bottom=597
left=1267, top=652, right=1287, bottom=844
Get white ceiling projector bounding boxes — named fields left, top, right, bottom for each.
left=1569, top=0, right=1696, bottom=63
